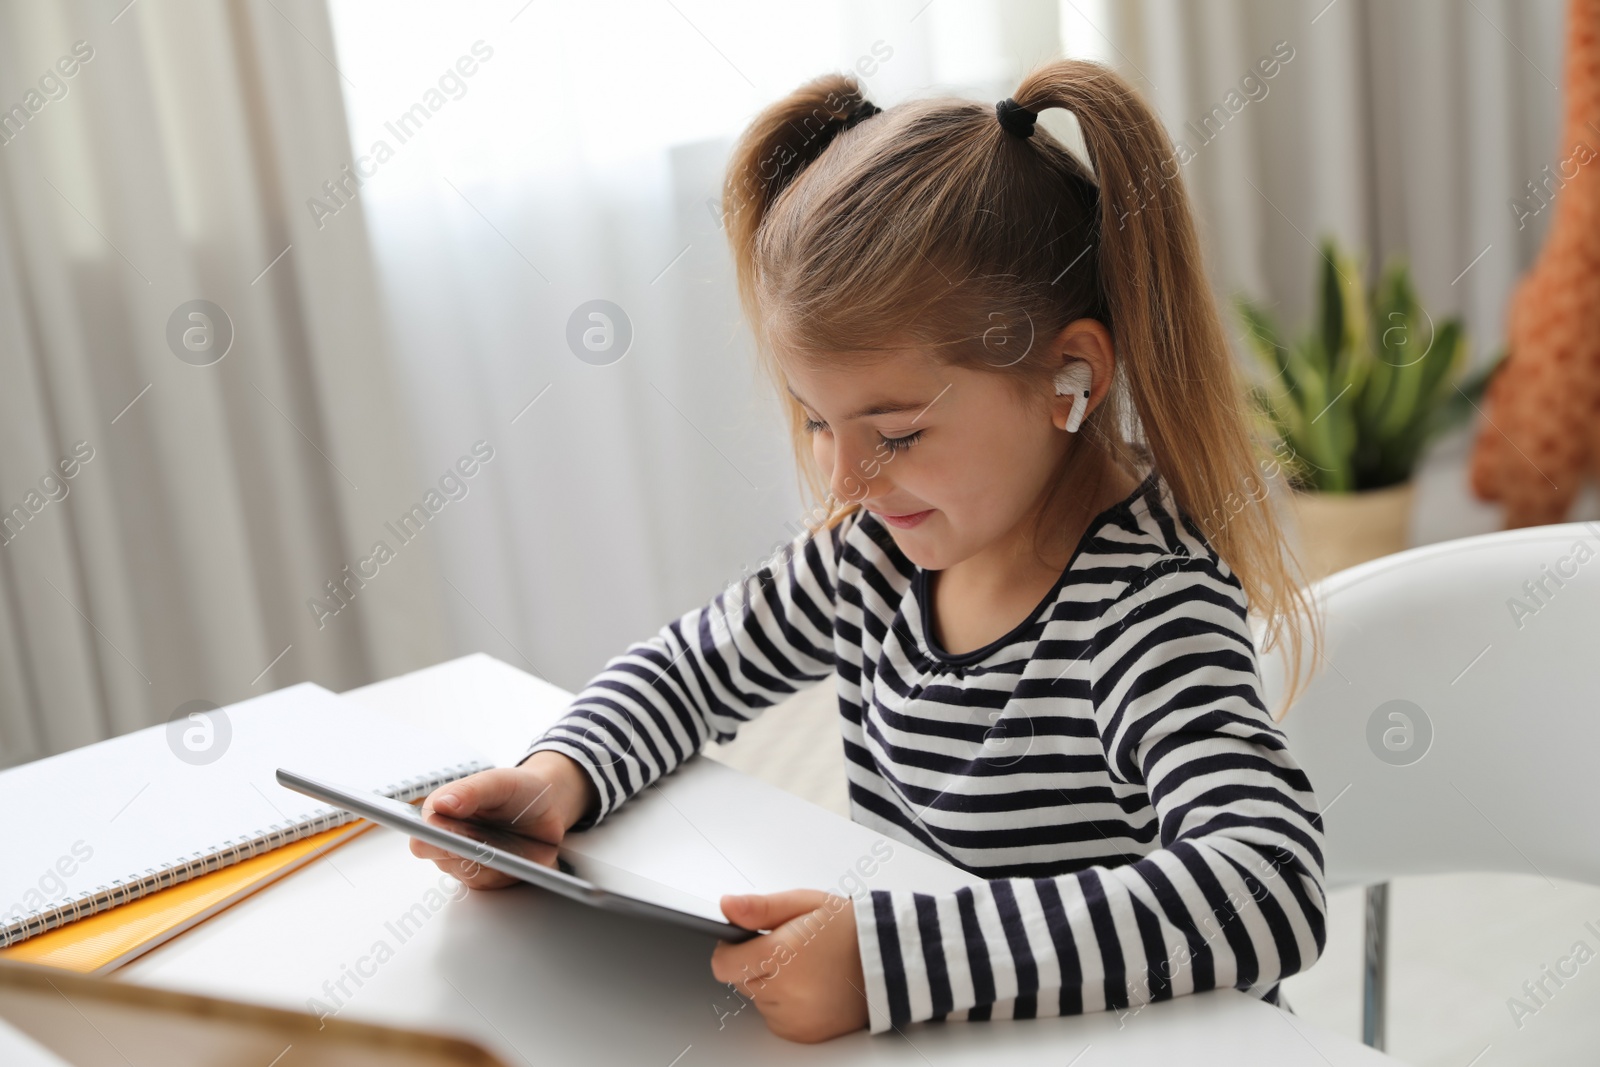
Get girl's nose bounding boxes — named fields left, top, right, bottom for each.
left=827, top=435, right=870, bottom=505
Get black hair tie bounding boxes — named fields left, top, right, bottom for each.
left=768, top=97, right=880, bottom=204
left=841, top=99, right=882, bottom=131
left=995, top=97, right=1037, bottom=139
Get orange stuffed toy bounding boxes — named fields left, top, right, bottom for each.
left=1470, top=0, right=1600, bottom=526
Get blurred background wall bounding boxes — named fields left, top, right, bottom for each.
left=0, top=0, right=1577, bottom=764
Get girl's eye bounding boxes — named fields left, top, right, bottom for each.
left=879, top=430, right=923, bottom=453
left=800, top=417, right=922, bottom=454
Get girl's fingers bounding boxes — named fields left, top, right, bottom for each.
left=408, top=835, right=516, bottom=887
left=720, top=889, right=831, bottom=931
left=411, top=767, right=566, bottom=887
left=711, top=931, right=785, bottom=991
left=711, top=890, right=847, bottom=997
left=426, top=768, right=526, bottom=819
left=408, top=837, right=460, bottom=861
left=455, top=864, right=517, bottom=888
left=709, top=941, right=750, bottom=989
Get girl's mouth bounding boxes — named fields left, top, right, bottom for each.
left=880, top=509, right=932, bottom=529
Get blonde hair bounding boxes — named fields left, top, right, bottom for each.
left=721, top=58, right=1322, bottom=717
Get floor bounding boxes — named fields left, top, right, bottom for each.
left=703, top=427, right=1600, bottom=1065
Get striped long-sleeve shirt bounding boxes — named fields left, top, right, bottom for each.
left=522, top=467, right=1327, bottom=1033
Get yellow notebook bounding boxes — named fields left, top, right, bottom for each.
left=0, top=821, right=373, bottom=974
left=1, top=683, right=488, bottom=959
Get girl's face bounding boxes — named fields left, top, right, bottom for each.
left=783, top=349, right=1073, bottom=571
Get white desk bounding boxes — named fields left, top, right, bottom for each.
left=116, top=654, right=1399, bottom=1065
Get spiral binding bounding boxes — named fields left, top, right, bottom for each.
left=0, top=760, right=491, bottom=949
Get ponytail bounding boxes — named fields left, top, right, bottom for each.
left=722, top=74, right=880, bottom=334
left=1006, top=61, right=1322, bottom=714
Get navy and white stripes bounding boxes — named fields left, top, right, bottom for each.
left=524, top=468, right=1327, bottom=1033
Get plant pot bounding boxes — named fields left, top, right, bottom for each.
left=1287, top=481, right=1416, bottom=584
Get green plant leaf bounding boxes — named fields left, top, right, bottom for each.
left=1360, top=263, right=1410, bottom=437
left=1289, top=335, right=1354, bottom=491
left=1317, top=240, right=1344, bottom=381
left=1233, top=238, right=1471, bottom=492
left=1433, top=346, right=1506, bottom=434
left=1234, top=296, right=1300, bottom=405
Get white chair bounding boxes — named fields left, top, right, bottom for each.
left=1255, top=520, right=1600, bottom=1050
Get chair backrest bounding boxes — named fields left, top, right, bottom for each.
left=1257, top=521, right=1600, bottom=891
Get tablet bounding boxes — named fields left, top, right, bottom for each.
left=275, top=768, right=760, bottom=942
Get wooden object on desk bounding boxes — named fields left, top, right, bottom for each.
left=0, top=957, right=509, bottom=1066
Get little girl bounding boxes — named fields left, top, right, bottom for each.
left=414, top=57, right=1328, bottom=1044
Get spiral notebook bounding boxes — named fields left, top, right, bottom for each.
left=0, top=682, right=491, bottom=952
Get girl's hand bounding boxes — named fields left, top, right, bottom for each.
left=711, top=890, right=869, bottom=1043
left=409, top=754, right=597, bottom=889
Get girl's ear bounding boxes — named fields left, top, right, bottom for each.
left=1048, top=318, right=1116, bottom=432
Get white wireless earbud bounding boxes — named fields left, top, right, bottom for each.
left=1053, top=361, right=1092, bottom=433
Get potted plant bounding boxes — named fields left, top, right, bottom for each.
left=1234, top=236, right=1499, bottom=581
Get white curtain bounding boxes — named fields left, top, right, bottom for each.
left=1109, top=0, right=1564, bottom=349
left=0, top=0, right=447, bottom=765
left=1106, top=0, right=1583, bottom=535
left=2, top=0, right=1574, bottom=762
left=321, top=0, right=1104, bottom=697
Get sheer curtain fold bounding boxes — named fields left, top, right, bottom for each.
left=1109, top=0, right=1577, bottom=537
left=1112, top=0, right=1563, bottom=372
left=0, top=0, right=446, bottom=766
